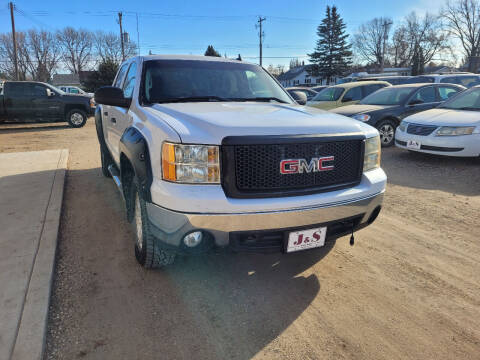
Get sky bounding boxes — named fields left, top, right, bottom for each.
left=0, top=0, right=445, bottom=68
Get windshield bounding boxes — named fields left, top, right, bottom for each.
left=360, top=87, right=415, bottom=105
left=142, top=60, right=293, bottom=104
left=311, top=87, right=344, bottom=101
left=439, top=87, right=480, bottom=110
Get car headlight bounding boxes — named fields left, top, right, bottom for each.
left=352, top=114, right=371, bottom=122
left=435, top=126, right=475, bottom=136
left=363, top=135, right=381, bottom=172
left=397, top=121, right=409, bottom=132
left=162, top=142, right=220, bottom=183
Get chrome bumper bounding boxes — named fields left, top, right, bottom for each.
left=146, top=191, right=384, bottom=249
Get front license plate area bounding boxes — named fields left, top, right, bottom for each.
left=286, top=227, right=327, bottom=253
left=407, top=140, right=421, bottom=150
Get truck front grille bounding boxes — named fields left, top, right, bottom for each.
left=221, top=135, right=364, bottom=198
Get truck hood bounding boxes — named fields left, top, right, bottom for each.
left=404, top=108, right=480, bottom=126
left=145, top=102, right=377, bottom=144
left=331, top=104, right=396, bottom=116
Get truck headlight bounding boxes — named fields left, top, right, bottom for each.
left=397, top=121, right=409, bottom=132
left=435, top=126, right=475, bottom=136
left=352, top=114, right=371, bottom=122
left=162, top=142, right=220, bottom=183
left=363, top=135, right=381, bottom=172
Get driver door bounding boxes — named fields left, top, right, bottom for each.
left=403, top=86, right=440, bottom=118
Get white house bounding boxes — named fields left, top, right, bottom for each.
left=277, top=65, right=338, bottom=87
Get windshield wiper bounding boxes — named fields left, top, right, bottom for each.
left=152, top=96, right=229, bottom=103
left=232, top=97, right=288, bottom=104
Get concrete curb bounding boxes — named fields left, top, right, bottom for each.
left=10, top=149, right=69, bottom=360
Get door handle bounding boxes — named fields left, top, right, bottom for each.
left=111, top=117, right=117, bottom=124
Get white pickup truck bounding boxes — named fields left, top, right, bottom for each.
left=94, top=55, right=386, bottom=268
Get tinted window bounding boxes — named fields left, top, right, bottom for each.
left=7, top=83, right=28, bottom=97
left=114, top=64, right=129, bottom=88
left=438, top=86, right=460, bottom=101
left=343, top=86, right=362, bottom=102
left=364, top=84, right=385, bottom=96
left=312, top=87, right=344, bottom=101
left=143, top=60, right=292, bottom=104
left=70, top=88, right=80, bottom=94
left=441, top=76, right=480, bottom=88
left=123, top=62, right=137, bottom=98
left=31, top=84, right=47, bottom=97
left=360, top=87, right=415, bottom=105
left=406, top=76, right=434, bottom=84
left=440, top=88, right=480, bottom=110
left=411, top=86, right=436, bottom=103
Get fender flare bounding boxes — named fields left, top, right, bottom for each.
left=94, top=106, right=108, bottom=150
left=119, top=127, right=153, bottom=202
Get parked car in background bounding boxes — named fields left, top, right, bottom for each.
left=0, top=81, right=94, bottom=127
left=396, top=86, right=480, bottom=157
left=307, top=81, right=391, bottom=110
left=405, top=73, right=480, bottom=88
left=358, top=76, right=412, bottom=85
left=59, top=85, right=94, bottom=97
left=285, top=87, right=318, bottom=101
left=330, top=83, right=466, bottom=147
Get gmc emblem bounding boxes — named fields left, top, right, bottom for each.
left=280, top=156, right=335, bottom=174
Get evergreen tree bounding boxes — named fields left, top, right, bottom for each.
left=308, top=6, right=352, bottom=84
left=81, top=58, right=119, bottom=92
left=204, top=45, right=221, bottom=57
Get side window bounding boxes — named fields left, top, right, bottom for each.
left=438, top=86, right=460, bottom=101
left=60, top=87, right=66, bottom=92
left=32, top=84, right=47, bottom=97
left=8, top=83, right=27, bottom=97
left=343, top=86, right=362, bottom=102
left=364, top=84, right=384, bottom=97
left=114, top=64, right=129, bottom=88
left=70, top=88, right=80, bottom=94
left=122, top=62, right=137, bottom=98
left=440, top=76, right=457, bottom=85
left=411, top=86, right=436, bottom=103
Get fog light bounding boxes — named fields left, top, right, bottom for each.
left=183, top=231, right=203, bottom=247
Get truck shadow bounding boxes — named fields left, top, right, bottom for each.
left=381, top=146, right=480, bottom=196
left=163, top=245, right=333, bottom=359
left=0, top=123, right=70, bottom=133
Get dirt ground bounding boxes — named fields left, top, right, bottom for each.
left=0, top=119, right=479, bottom=360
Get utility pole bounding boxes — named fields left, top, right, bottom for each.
left=257, top=16, right=266, bottom=67
left=136, top=12, right=140, bottom=56
left=118, top=12, right=125, bottom=61
left=380, top=19, right=392, bottom=73
left=9, top=2, right=18, bottom=80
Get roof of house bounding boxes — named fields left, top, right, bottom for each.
left=277, top=65, right=315, bottom=81
left=51, top=73, right=80, bottom=86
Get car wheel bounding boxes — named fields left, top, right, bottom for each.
left=377, top=120, right=396, bottom=147
left=130, top=177, right=175, bottom=269
left=100, top=146, right=113, bottom=178
left=66, top=109, right=87, bottom=128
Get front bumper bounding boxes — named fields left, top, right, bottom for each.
left=395, top=129, right=480, bottom=157
left=146, top=191, right=384, bottom=253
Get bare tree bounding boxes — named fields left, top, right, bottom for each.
left=0, top=32, right=31, bottom=80
left=389, top=26, right=411, bottom=67
left=94, top=31, right=136, bottom=65
left=57, top=27, right=93, bottom=73
left=26, top=29, right=61, bottom=82
left=353, top=18, right=392, bottom=67
left=443, top=0, right=480, bottom=71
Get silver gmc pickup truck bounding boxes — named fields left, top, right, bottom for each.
left=94, top=55, right=386, bottom=268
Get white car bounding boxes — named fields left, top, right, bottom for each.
left=395, top=86, right=480, bottom=157
left=59, top=86, right=94, bottom=97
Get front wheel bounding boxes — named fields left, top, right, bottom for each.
left=130, top=178, right=176, bottom=269
left=66, top=109, right=87, bottom=128
left=376, top=120, right=396, bottom=147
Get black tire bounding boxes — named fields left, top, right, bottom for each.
left=66, top=109, right=87, bottom=128
left=130, top=177, right=175, bottom=268
left=376, top=119, right=396, bottom=147
left=100, top=146, right=113, bottom=178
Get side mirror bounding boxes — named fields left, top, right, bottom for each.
left=342, top=96, right=353, bottom=102
left=46, top=88, right=55, bottom=97
left=95, top=86, right=131, bottom=108
left=290, top=90, right=307, bottom=105
left=409, top=99, right=424, bottom=106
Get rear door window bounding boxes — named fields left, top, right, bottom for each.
left=411, top=86, right=437, bottom=103
left=343, top=86, right=363, bottom=102
left=363, top=84, right=385, bottom=97
left=438, top=86, right=461, bottom=101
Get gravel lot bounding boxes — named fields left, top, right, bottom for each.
left=0, top=119, right=479, bottom=360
